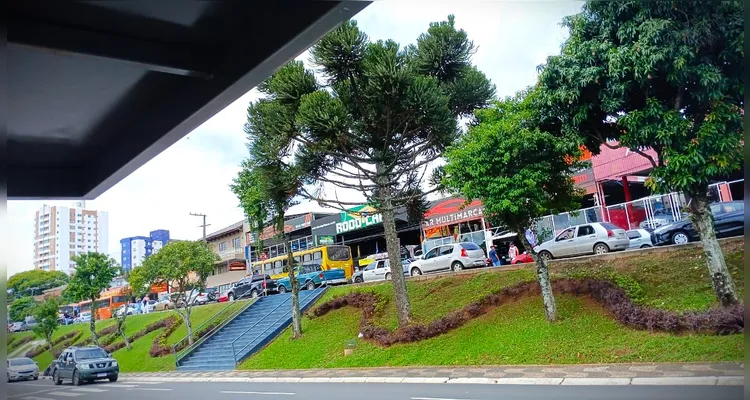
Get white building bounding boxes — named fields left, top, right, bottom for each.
left=33, top=202, right=109, bottom=275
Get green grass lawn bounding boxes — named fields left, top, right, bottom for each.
left=9, top=300, right=248, bottom=372
left=241, top=241, right=745, bottom=369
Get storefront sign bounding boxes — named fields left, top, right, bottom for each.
left=422, top=197, right=485, bottom=228
left=247, top=213, right=313, bottom=244
left=228, top=261, right=246, bottom=271
left=317, top=235, right=335, bottom=245
left=335, top=205, right=383, bottom=234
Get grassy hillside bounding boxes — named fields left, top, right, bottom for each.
left=7, top=300, right=248, bottom=372
left=241, top=241, right=744, bottom=369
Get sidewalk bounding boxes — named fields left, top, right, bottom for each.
left=118, top=362, right=744, bottom=386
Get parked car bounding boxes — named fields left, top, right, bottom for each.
left=75, top=312, right=92, bottom=324
left=114, top=304, right=138, bottom=317
left=217, top=292, right=229, bottom=303
left=651, top=201, right=745, bottom=246
left=360, top=259, right=411, bottom=282
left=534, top=222, right=630, bottom=260
left=153, top=296, right=175, bottom=311
left=51, top=346, right=119, bottom=386
left=227, top=274, right=278, bottom=301
left=205, top=287, right=219, bottom=302
left=276, top=261, right=348, bottom=293
left=7, top=357, right=39, bottom=382
left=352, top=268, right=365, bottom=283
left=23, top=316, right=38, bottom=331
left=407, top=242, right=487, bottom=276
left=175, top=289, right=210, bottom=307
left=639, top=208, right=688, bottom=230
left=626, top=229, right=654, bottom=249
left=8, top=322, right=24, bottom=332
left=510, top=252, right=534, bottom=264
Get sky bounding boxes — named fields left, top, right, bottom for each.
left=6, top=1, right=584, bottom=276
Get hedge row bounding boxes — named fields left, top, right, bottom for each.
left=310, top=278, right=744, bottom=346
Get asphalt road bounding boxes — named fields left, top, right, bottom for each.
left=6, top=379, right=742, bottom=400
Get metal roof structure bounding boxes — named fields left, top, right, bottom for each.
left=6, top=0, right=369, bottom=199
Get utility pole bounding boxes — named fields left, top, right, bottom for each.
left=189, top=212, right=210, bottom=242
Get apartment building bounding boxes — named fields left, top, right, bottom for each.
left=205, top=220, right=249, bottom=295
left=33, top=202, right=109, bottom=274
left=120, top=229, right=171, bottom=273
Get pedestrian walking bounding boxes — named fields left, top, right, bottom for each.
left=508, top=242, right=519, bottom=262
left=488, top=245, right=501, bottom=267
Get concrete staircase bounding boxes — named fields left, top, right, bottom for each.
left=176, top=288, right=326, bottom=371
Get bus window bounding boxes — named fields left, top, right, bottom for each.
left=313, top=251, right=323, bottom=260
left=303, top=254, right=312, bottom=262
left=95, top=299, right=111, bottom=309
left=263, top=263, right=272, bottom=274
left=294, top=256, right=301, bottom=263
left=327, top=246, right=351, bottom=261
left=274, top=260, right=283, bottom=275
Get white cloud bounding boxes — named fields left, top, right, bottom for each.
left=6, top=1, right=582, bottom=276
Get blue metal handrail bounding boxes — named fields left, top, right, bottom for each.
left=230, top=295, right=292, bottom=366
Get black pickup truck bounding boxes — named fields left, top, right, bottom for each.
left=226, top=274, right=278, bottom=300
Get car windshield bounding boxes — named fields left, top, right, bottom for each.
left=327, top=246, right=351, bottom=261
left=9, top=358, right=35, bottom=366
left=75, top=349, right=108, bottom=360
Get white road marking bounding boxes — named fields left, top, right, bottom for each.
left=8, top=389, right=62, bottom=399
left=220, top=391, right=295, bottom=396
left=21, top=397, right=54, bottom=400
left=100, top=384, right=137, bottom=388
left=412, top=398, right=478, bottom=400
left=117, top=381, right=164, bottom=384
left=44, top=392, right=83, bottom=397
left=14, top=384, right=54, bottom=387
left=71, top=388, right=108, bottom=393
left=125, top=388, right=173, bottom=391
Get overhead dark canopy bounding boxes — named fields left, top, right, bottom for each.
left=6, top=0, right=369, bottom=199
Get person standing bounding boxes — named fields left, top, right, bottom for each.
left=488, top=245, right=501, bottom=267
left=141, top=296, right=149, bottom=314
left=508, top=242, right=519, bottom=262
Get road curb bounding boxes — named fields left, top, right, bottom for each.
left=119, top=375, right=743, bottom=386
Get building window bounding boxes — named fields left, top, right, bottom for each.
left=232, top=238, right=241, bottom=249
left=219, top=242, right=227, bottom=252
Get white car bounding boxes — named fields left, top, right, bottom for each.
left=361, top=259, right=410, bottom=282
left=8, top=322, right=24, bottom=332
left=407, top=242, right=487, bottom=276
left=626, top=229, right=654, bottom=249
left=114, top=304, right=138, bottom=317
left=75, top=312, right=91, bottom=324
left=7, top=357, right=39, bottom=382
left=534, top=222, right=630, bottom=260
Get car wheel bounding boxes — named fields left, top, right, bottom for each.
left=7, top=373, right=11, bottom=383
left=53, top=369, right=62, bottom=385
left=306, top=281, right=316, bottom=290
left=250, top=289, right=259, bottom=299
left=278, top=285, right=287, bottom=294
left=451, top=262, right=464, bottom=272
left=33, top=375, right=38, bottom=380
left=639, top=244, right=651, bottom=249
left=72, top=370, right=82, bottom=386
left=410, top=267, right=422, bottom=276
left=228, top=293, right=235, bottom=301
left=354, top=276, right=363, bottom=283
left=671, top=231, right=689, bottom=245
left=594, top=243, right=610, bottom=255
left=538, top=251, right=553, bottom=261
left=385, top=272, right=392, bottom=280
left=109, top=375, right=118, bottom=382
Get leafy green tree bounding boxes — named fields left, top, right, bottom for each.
left=441, top=90, right=583, bottom=321
left=138, top=241, right=218, bottom=345
left=231, top=61, right=324, bottom=338
left=32, top=297, right=60, bottom=352
left=10, top=297, right=38, bottom=322
left=276, top=16, right=494, bottom=327
left=64, top=252, right=120, bottom=346
left=536, top=1, right=743, bottom=306
left=8, top=270, right=69, bottom=298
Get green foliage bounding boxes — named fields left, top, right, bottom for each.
left=64, top=252, right=120, bottom=303
left=537, top=1, right=744, bottom=196
left=8, top=269, right=69, bottom=297
left=32, top=297, right=61, bottom=349
left=10, top=296, right=38, bottom=322
left=138, top=241, right=218, bottom=295
left=442, top=89, right=583, bottom=235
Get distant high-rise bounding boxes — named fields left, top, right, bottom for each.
left=120, top=230, right=171, bottom=272
left=33, top=202, right=109, bottom=274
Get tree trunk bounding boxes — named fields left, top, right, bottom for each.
left=184, top=306, right=194, bottom=346
left=118, top=315, right=131, bottom=350
left=688, top=192, right=738, bottom=306
left=285, top=234, right=302, bottom=339
left=519, top=231, right=557, bottom=322
left=90, top=301, right=99, bottom=346
left=46, top=333, right=53, bottom=353
left=381, top=202, right=413, bottom=327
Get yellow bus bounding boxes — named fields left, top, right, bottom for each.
left=251, top=245, right=354, bottom=280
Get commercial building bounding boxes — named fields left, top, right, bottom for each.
left=33, top=202, right=109, bottom=274
left=120, top=229, right=171, bottom=272
left=205, top=221, right=250, bottom=295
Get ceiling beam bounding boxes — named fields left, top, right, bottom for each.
left=8, top=18, right=213, bottom=78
